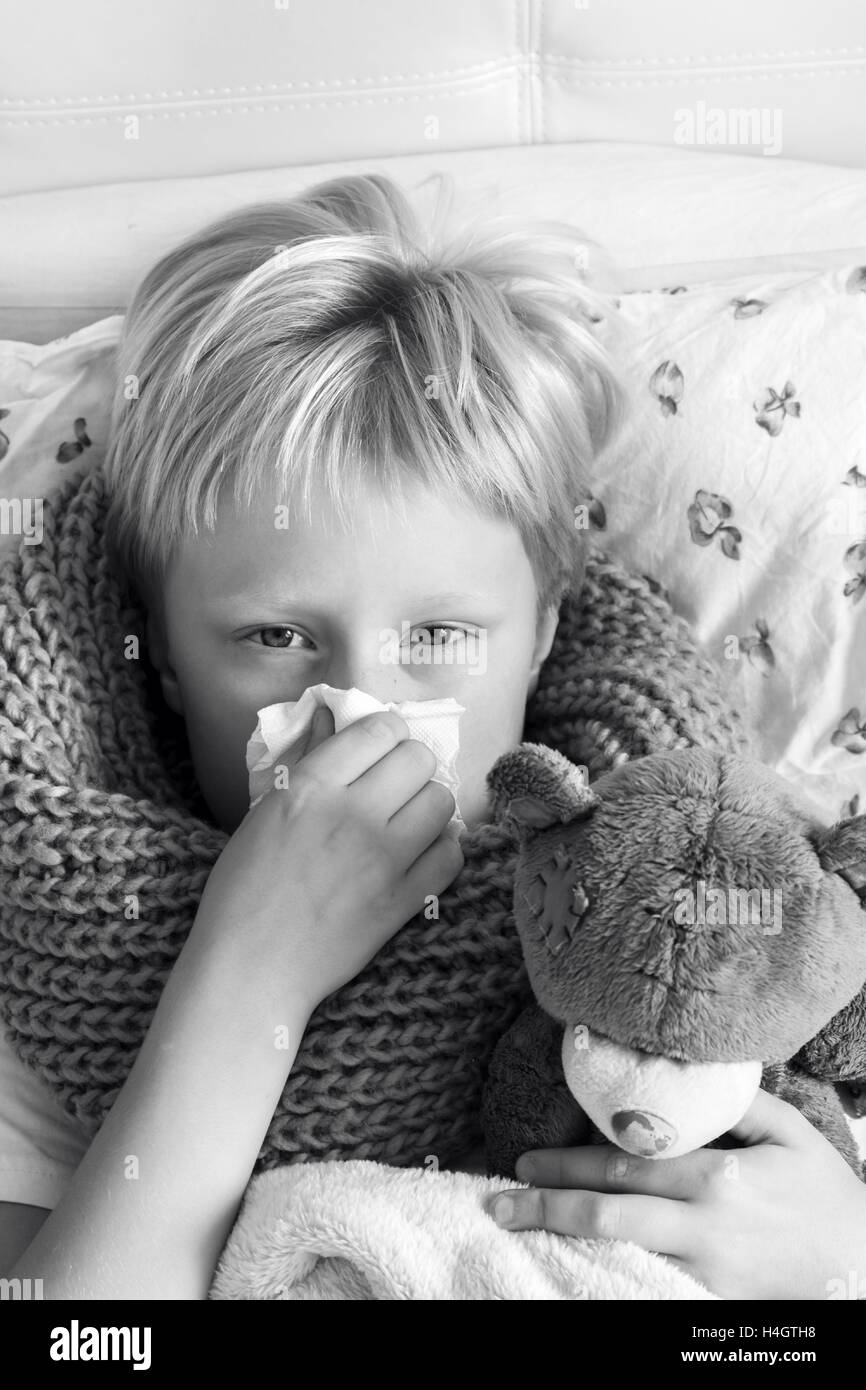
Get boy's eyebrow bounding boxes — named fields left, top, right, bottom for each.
left=221, top=585, right=496, bottom=609
left=408, top=590, right=496, bottom=609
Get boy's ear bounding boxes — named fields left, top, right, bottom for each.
left=526, top=603, right=560, bottom=700
left=145, top=608, right=185, bottom=717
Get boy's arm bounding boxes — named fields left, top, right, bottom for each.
left=4, top=709, right=462, bottom=1299
left=4, top=918, right=309, bottom=1300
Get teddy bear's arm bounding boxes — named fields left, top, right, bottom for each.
left=481, top=1003, right=592, bottom=1181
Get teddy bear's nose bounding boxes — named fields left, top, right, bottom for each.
left=611, top=1110, right=678, bottom=1155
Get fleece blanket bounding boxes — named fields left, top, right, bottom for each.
left=208, top=1160, right=715, bottom=1301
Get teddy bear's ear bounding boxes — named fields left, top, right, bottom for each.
left=814, top=814, right=866, bottom=906
left=486, top=742, right=596, bottom=831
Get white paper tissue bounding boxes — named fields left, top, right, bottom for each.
left=245, top=683, right=467, bottom=837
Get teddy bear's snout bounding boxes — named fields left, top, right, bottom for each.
left=560, top=1025, right=763, bottom=1159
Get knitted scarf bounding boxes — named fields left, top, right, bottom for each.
left=0, top=464, right=752, bottom=1173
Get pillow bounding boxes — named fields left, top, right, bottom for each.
left=0, top=318, right=122, bottom=555
left=586, top=263, right=866, bottom=822
left=1, top=266, right=864, bottom=821
left=4, top=141, right=866, bottom=343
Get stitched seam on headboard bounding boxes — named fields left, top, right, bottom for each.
left=543, top=46, right=866, bottom=65
left=3, top=49, right=864, bottom=112
left=1, top=81, right=521, bottom=129
left=515, top=0, right=527, bottom=144
left=533, top=0, right=544, bottom=145
left=7, top=59, right=861, bottom=130
left=0, top=59, right=522, bottom=106
left=545, top=66, right=866, bottom=87
left=5, top=49, right=863, bottom=122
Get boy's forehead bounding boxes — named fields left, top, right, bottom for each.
left=208, top=471, right=412, bottom=541
left=169, top=473, right=533, bottom=610
left=197, top=473, right=526, bottom=564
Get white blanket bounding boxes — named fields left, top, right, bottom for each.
left=209, top=1160, right=715, bottom=1301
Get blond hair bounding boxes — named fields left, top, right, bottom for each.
left=103, top=172, right=629, bottom=624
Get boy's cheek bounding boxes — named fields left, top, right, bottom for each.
left=452, top=686, right=529, bottom=829
left=174, top=692, right=262, bottom=833
left=176, top=654, right=532, bottom=835
left=192, top=735, right=253, bottom=834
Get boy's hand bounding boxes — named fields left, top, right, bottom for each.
left=487, top=1088, right=866, bottom=1299
left=193, top=708, right=464, bottom=1016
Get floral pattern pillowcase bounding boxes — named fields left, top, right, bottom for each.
left=1, top=269, right=865, bottom=822
left=584, top=265, right=866, bottom=822
left=0, top=315, right=122, bottom=565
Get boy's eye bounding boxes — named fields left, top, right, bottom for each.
left=248, top=626, right=308, bottom=649
left=412, top=625, right=469, bottom=647
left=242, top=624, right=473, bottom=651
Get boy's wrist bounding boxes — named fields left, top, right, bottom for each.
left=181, top=906, right=320, bottom=1036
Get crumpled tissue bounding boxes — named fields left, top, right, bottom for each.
left=245, top=683, right=467, bottom=838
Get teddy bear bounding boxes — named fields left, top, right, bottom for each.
left=480, top=744, right=866, bottom=1180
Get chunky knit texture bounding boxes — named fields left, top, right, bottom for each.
left=0, top=465, right=752, bottom=1172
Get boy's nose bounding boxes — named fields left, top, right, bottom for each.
left=323, top=653, right=407, bottom=707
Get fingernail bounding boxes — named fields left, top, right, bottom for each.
left=491, top=1195, right=515, bottom=1225
left=610, top=1152, right=629, bottom=1180
left=307, top=706, right=331, bottom=750
left=514, top=1154, right=533, bottom=1181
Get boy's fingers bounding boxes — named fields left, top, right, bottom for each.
left=405, top=829, right=466, bottom=905
left=297, top=709, right=410, bottom=785
left=515, top=1144, right=717, bottom=1202
left=486, top=1186, right=690, bottom=1257
left=302, top=704, right=335, bottom=756
left=388, top=777, right=456, bottom=847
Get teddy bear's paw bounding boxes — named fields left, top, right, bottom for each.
left=482, top=1004, right=591, bottom=1179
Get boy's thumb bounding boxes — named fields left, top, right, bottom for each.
left=304, top=702, right=335, bottom=755
left=726, top=1086, right=811, bottom=1150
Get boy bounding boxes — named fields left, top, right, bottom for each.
left=1, top=173, right=864, bottom=1298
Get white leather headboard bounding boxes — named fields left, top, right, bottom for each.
left=3, top=0, right=865, bottom=196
